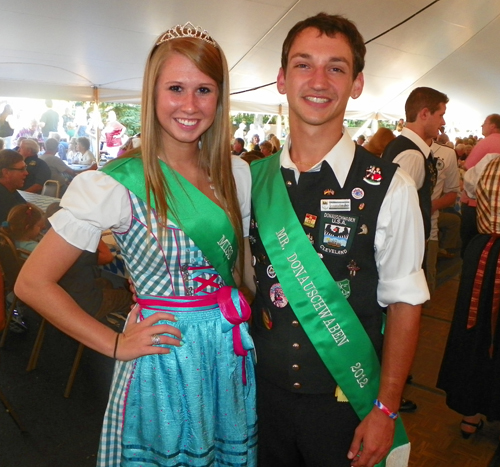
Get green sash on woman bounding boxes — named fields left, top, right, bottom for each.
left=101, top=157, right=237, bottom=287
left=251, top=152, right=409, bottom=467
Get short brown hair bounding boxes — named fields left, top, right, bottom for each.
left=281, top=13, right=366, bottom=79
left=77, top=136, right=90, bottom=151
left=405, top=87, right=449, bottom=123
left=0, top=149, right=23, bottom=173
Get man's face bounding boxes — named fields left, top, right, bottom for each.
left=277, top=28, right=363, bottom=131
left=481, top=117, right=494, bottom=137
left=1, top=161, right=28, bottom=190
left=18, top=142, right=33, bottom=159
left=424, top=103, right=446, bottom=141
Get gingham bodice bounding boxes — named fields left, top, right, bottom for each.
left=113, top=191, right=224, bottom=297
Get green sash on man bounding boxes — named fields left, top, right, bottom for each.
left=101, top=156, right=237, bottom=287
left=251, top=152, right=409, bottom=467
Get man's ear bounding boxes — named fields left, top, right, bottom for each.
left=419, top=107, right=431, bottom=121
left=277, top=68, right=287, bottom=95
left=351, top=72, right=364, bottom=100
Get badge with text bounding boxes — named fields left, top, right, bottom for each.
left=363, top=166, right=383, bottom=185
left=303, top=213, right=317, bottom=228
left=270, top=283, right=288, bottom=308
left=319, top=213, right=359, bottom=256
left=320, top=199, right=351, bottom=212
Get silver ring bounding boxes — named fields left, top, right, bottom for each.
left=151, top=334, right=161, bottom=345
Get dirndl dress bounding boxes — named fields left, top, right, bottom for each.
left=97, top=192, right=257, bottom=466
left=437, top=234, right=500, bottom=420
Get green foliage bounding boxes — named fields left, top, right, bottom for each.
left=378, top=120, right=396, bottom=130
left=100, top=102, right=141, bottom=136
left=344, top=119, right=366, bottom=127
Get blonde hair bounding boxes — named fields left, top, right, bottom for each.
left=138, top=30, right=244, bottom=275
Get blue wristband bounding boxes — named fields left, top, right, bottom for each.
left=374, top=399, right=399, bottom=420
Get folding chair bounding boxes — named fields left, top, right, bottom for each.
left=41, top=180, right=61, bottom=198
left=0, top=232, right=27, bottom=348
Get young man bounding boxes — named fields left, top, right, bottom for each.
left=249, top=13, right=428, bottom=467
left=382, top=87, right=449, bottom=241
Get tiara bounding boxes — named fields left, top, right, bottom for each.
left=156, top=22, right=217, bottom=48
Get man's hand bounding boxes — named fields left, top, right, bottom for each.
left=347, top=407, right=395, bottom=467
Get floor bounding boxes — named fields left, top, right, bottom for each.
left=402, top=275, right=500, bottom=467
left=1, top=256, right=499, bottom=466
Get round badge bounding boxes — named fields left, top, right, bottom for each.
left=270, top=283, right=288, bottom=308
left=436, top=158, right=445, bottom=170
left=352, top=187, right=364, bottom=200
left=252, top=255, right=256, bottom=266
left=267, top=265, right=276, bottom=279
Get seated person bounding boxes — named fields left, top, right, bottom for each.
left=39, top=138, right=79, bottom=195
left=1, top=203, right=45, bottom=258
left=45, top=202, right=132, bottom=325
left=76, top=136, right=97, bottom=168
left=18, top=138, right=51, bottom=193
left=0, top=149, right=27, bottom=223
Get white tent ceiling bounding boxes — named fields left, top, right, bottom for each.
left=0, top=0, right=499, bottom=129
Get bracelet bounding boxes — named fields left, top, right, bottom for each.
left=113, top=333, right=121, bottom=360
left=374, top=399, right=399, bottom=420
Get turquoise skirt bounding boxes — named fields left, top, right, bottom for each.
left=97, top=289, right=257, bottom=466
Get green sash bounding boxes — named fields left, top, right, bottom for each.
left=251, top=152, right=409, bottom=466
left=101, top=157, right=237, bottom=287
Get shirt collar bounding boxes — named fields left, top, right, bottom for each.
left=401, top=127, right=432, bottom=157
left=280, top=128, right=356, bottom=187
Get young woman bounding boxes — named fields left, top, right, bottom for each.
left=16, top=22, right=256, bottom=466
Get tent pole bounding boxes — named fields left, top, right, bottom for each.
left=92, top=86, right=101, bottom=161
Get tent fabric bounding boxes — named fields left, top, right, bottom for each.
left=0, top=0, right=499, bottom=128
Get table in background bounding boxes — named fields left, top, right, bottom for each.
left=67, top=164, right=92, bottom=172
left=18, top=191, right=60, bottom=212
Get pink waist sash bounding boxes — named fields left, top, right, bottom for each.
left=137, top=286, right=251, bottom=383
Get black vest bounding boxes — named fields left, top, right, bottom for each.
left=249, top=146, right=397, bottom=393
left=382, top=135, right=436, bottom=240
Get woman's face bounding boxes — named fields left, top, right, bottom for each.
left=155, top=52, right=218, bottom=149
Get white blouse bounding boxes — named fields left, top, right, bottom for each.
left=50, top=156, right=251, bottom=253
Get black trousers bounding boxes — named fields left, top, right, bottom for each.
left=257, top=375, right=360, bottom=467
left=460, top=203, right=477, bottom=258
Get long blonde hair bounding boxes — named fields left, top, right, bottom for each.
left=139, top=29, right=243, bottom=276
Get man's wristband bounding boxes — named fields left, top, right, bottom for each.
left=374, top=399, right=399, bottom=420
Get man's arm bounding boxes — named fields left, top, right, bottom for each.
left=431, top=191, right=457, bottom=214
left=392, top=150, right=426, bottom=189
left=348, top=302, right=421, bottom=467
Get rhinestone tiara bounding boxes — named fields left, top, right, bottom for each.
left=156, top=22, right=217, bottom=48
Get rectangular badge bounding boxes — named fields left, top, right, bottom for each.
left=320, top=199, right=351, bottom=212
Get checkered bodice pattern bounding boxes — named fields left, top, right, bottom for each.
left=112, top=191, right=224, bottom=297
